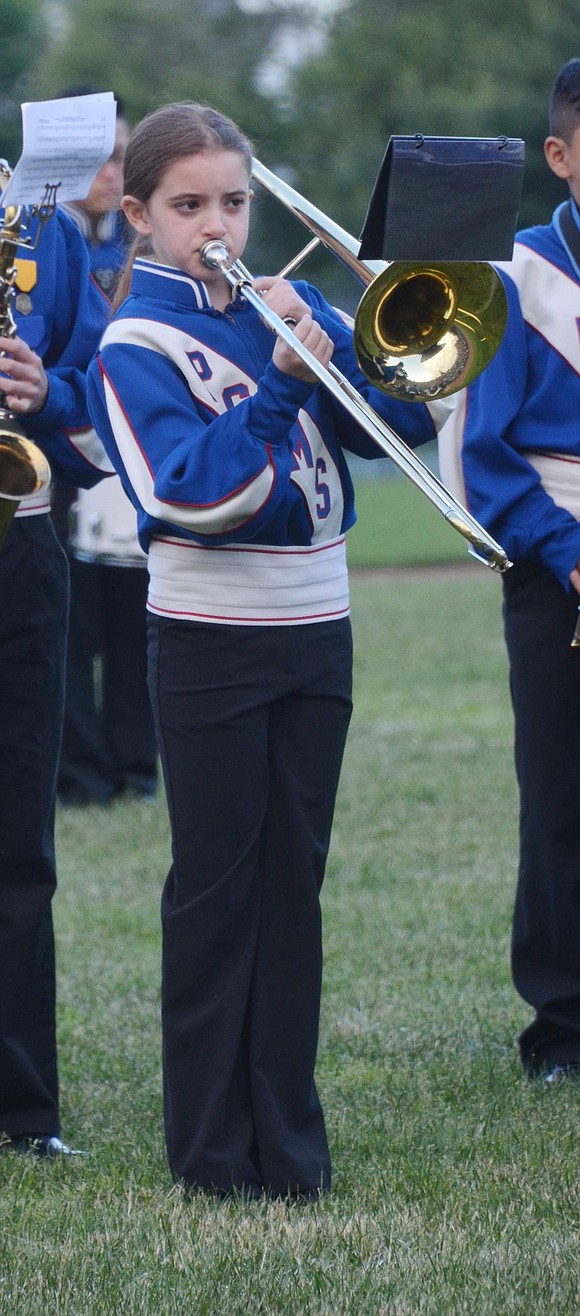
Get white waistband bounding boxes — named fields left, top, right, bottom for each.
left=523, top=450, right=580, bottom=520
left=147, top=535, right=350, bottom=626
left=14, top=491, right=51, bottom=517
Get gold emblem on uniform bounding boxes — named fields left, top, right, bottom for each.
left=14, top=258, right=37, bottom=293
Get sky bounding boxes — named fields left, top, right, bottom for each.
left=240, top=0, right=343, bottom=11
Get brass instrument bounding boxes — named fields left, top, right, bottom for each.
left=0, top=162, right=52, bottom=551
left=201, top=160, right=512, bottom=572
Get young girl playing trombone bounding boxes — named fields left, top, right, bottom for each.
left=87, top=101, right=436, bottom=1199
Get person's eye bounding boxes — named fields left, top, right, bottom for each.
left=177, top=199, right=199, bottom=213
left=227, top=196, right=246, bottom=210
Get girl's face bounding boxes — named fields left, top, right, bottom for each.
left=123, top=149, right=253, bottom=300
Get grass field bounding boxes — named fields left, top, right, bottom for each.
left=1, top=499, right=579, bottom=1314
left=346, top=468, right=467, bottom=570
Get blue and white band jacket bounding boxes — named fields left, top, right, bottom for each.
left=87, top=259, right=436, bottom=625
left=2, top=205, right=114, bottom=518
left=438, top=202, right=580, bottom=590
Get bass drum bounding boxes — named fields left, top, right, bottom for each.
left=69, top=476, right=146, bottom=567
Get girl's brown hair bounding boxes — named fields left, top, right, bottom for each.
left=113, top=103, right=253, bottom=309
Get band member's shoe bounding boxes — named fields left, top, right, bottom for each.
left=542, top=1063, right=580, bottom=1084
left=2, top=1134, right=85, bottom=1157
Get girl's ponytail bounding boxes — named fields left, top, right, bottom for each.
left=112, top=234, right=150, bottom=313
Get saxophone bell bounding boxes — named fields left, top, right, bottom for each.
left=0, top=416, right=51, bottom=551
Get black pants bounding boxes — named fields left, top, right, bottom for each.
left=148, top=614, right=353, bottom=1196
left=58, top=556, right=158, bottom=804
left=0, top=516, right=68, bottom=1137
left=503, top=560, right=580, bottom=1073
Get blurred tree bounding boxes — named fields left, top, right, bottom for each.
left=28, top=0, right=303, bottom=146
left=0, top=0, right=47, bottom=163
left=3, top=0, right=580, bottom=307
left=18, top=0, right=311, bottom=269
left=277, top=0, right=580, bottom=306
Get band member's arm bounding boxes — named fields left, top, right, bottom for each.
left=444, top=272, right=580, bottom=588
left=0, top=210, right=114, bottom=487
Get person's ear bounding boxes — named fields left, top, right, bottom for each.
left=544, top=135, right=571, bottom=181
left=122, top=194, right=151, bottom=235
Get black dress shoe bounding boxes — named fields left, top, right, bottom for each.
left=542, top=1062, right=580, bottom=1084
left=3, top=1134, right=85, bottom=1157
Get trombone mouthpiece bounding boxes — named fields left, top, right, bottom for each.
left=200, top=241, right=229, bottom=270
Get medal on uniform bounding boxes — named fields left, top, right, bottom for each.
left=14, top=258, right=37, bottom=314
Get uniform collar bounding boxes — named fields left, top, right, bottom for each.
left=60, top=201, right=120, bottom=244
left=131, top=258, right=214, bottom=310
left=554, top=197, right=580, bottom=279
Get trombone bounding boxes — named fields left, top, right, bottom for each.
left=201, top=159, right=512, bottom=572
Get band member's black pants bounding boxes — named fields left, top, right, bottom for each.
left=58, top=556, right=158, bottom=804
left=148, top=614, right=353, bottom=1197
left=0, top=516, right=68, bottom=1138
left=503, top=559, right=580, bottom=1074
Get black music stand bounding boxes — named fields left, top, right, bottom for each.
left=358, top=135, right=525, bottom=262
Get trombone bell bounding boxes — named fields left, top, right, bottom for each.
left=353, top=260, right=508, bottom=401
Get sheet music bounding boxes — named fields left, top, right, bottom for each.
left=0, top=93, right=116, bottom=207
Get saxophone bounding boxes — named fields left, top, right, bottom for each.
left=0, top=161, right=52, bottom=550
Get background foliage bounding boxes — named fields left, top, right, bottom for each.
left=1, top=0, right=580, bottom=304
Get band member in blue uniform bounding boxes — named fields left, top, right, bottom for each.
left=87, top=102, right=436, bottom=1196
left=438, top=59, right=580, bottom=1082
left=0, top=200, right=112, bottom=1155
left=51, top=92, right=158, bottom=807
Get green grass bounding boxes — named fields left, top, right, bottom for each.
left=2, top=565, right=579, bottom=1314
left=347, top=473, right=467, bottom=569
